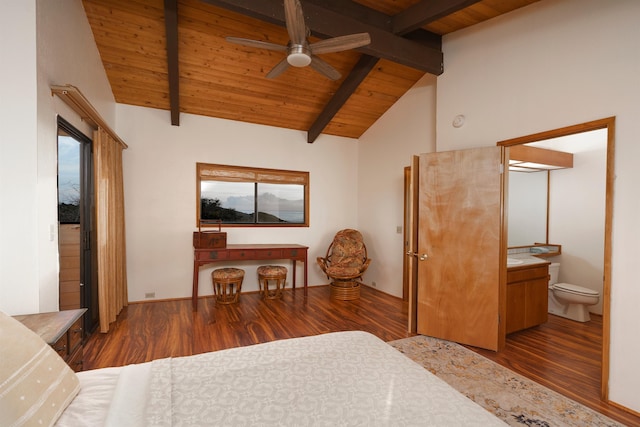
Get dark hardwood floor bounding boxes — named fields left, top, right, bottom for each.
left=84, top=285, right=411, bottom=369
left=84, top=285, right=640, bottom=426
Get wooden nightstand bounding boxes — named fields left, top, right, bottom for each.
left=13, top=308, right=87, bottom=372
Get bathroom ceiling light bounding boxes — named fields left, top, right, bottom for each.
left=509, top=165, right=541, bottom=172
left=508, top=145, right=573, bottom=172
left=509, top=160, right=569, bottom=172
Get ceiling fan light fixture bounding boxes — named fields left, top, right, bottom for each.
left=226, top=0, right=369, bottom=79
left=287, top=53, right=311, bottom=67
left=287, top=44, right=311, bottom=67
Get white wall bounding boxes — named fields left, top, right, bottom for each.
left=116, top=104, right=358, bottom=301
left=0, top=0, right=38, bottom=314
left=0, top=0, right=115, bottom=315
left=119, top=67, right=439, bottom=304
left=436, top=0, right=640, bottom=413
left=357, top=74, right=437, bottom=297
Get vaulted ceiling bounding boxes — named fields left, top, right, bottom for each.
left=82, top=0, right=539, bottom=142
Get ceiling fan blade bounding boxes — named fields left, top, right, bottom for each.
left=284, top=0, right=307, bottom=45
left=266, top=58, right=291, bottom=79
left=309, top=56, right=341, bottom=80
left=226, top=37, right=287, bottom=52
left=310, top=33, right=371, bottom=55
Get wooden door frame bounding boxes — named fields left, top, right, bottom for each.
left=497, top=117, right=615, bottom=401
left=404, top=156, right=420, bottom=333
left=403, top=166, right=410, bottom=302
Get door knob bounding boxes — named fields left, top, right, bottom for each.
left=406, top=252, right=428, bottom=261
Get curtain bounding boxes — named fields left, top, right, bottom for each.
left=93, top=127, right=128, bottom=333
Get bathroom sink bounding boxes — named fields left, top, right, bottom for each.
left=507, top=257, right=524, bottom=266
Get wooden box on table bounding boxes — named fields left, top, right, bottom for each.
left=193, top=220, right=226, bottom=249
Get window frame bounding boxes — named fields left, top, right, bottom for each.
left=196, top=163, right=310, bottom=227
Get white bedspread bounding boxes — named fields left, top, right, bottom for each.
left=57, top=331, right=505, bottom=426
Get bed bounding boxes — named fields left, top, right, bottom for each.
left=1, top=311, right=505, bottom=426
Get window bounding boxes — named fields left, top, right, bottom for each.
left=57, top=133, right=81, bottom=224
left=197, top=163, right=309, bottom=227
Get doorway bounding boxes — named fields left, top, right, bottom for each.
left=57, top=116, right=99, bottom=336
left=498, top=117, right=615, bottom=400
left=405, top=117, right=614, bottom=399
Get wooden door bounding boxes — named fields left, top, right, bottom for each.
left=404, top=156, right=420, bottom=333
left=417, top=147, right=506, bottom=351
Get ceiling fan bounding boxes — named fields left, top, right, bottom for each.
left=226, top=0, right=371, bottom=80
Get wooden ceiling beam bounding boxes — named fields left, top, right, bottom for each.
left=392, top=0, right=483, bottom=35
left=305, top=0, right=442, bottom=48
left=304, top=0, right=463, bottom=142
left=307, top=55, right=379, bottom=143
left=305, top=0, right=393, bottom=32
left=201, top=0, right=443, bottom=75
left=164, top=0, right=180, bottom=126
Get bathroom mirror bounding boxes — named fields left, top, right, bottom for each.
left=507, top=170, right=548, bottom=247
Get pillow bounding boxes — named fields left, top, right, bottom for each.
left=0, top=311, right=80, bottom=427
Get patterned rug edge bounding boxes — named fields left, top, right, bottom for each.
left=388, top=335, right=624, bottom=427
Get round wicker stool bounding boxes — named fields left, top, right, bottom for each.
left=211, top=268, right=244, bottom=304
left=257, top=265, right=287, bottom=299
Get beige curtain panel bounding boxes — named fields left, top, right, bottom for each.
left=94, top=127, right=128, bottom=333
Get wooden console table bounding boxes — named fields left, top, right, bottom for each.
left=192, top=244, right=308, bottom=310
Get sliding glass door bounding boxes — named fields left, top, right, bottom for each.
left=57, top=116, right=98, bottom=336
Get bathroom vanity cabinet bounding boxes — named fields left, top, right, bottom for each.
left=506, top=263, right=550, bottom=334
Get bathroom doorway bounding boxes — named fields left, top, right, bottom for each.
left=498, top=117, right=615, bottom=400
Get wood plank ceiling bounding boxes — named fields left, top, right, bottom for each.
left=82, top=0, right=539, bottom=142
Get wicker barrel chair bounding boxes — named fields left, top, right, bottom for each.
left=317, top=229, right=371, bottom=300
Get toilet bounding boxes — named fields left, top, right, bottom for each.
left=548, top=263, right=600, bottom=322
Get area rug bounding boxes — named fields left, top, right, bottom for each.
left=389, top=335, right=623, bottom=427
